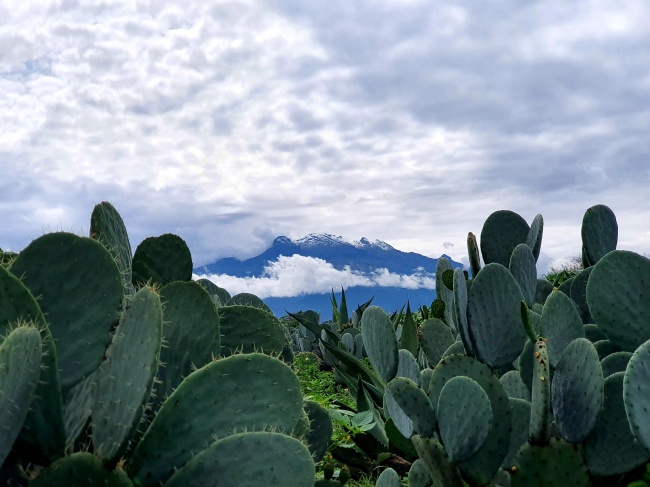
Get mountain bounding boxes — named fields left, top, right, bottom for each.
left=194, top=234, right=464, bottom=317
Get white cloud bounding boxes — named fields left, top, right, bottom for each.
left=193, top=254, right=436, bottom=298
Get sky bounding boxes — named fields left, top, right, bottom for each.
left=2, top=0, right=650, bottom=293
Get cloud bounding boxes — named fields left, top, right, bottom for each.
left=0, top=0, right=649, bottom=272
left=194, top=254, right=436, bottom=298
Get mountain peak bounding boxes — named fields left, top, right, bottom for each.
left=272, top=236, right=294, bottom=246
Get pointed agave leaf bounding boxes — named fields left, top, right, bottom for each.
left=399, top=301, right=418, bottom=356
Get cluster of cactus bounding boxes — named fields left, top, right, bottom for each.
left=348, top=204, right=650, bottom=486
left=0, top=201, right=334, bottom=486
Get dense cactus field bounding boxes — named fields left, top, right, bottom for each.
left=1, top=201, right=650, bottom=486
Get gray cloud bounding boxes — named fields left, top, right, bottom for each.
left=1, top=0, right=649, bottom=272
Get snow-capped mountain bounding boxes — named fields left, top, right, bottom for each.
left=194, top=234, right=464, bottom=317
left=196, top=233, right=457, bottom=277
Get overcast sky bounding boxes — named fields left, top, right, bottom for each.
left=2, top=0, right=649, bottom=276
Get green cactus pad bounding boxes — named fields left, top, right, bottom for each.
left=420, top=318, right=455, bottom=367
left=130, top=353, right=304, bottom=485
left=386, top=377, right=437, bottom=437
left=551, top=338, right=603, bottom=443
left=467, top=232, right=482, bottom=278
left=63, top=373, right=96, bottom=450
left=196, top=278, right=230, bottom=306
left=540, top=290, right=584, bottom=367
left=90, top=201, right=135, bottom=297
left=441, top=340, right=466, bottom=360
left=452, top=267, right=473, bottom=357
left=361, top=306, right=399, bottom=384
left=467, top=263, right=527, bottom=368
left=219, top=304, right=285, bottom=357
left=525, top=213, right=544, bottom=262
left=0, top=265, right=65, bottom=462
left=509, top=437, right=589, bottom=487
left=428, top=354, right=512, bottom=484
left=529, top=339, right=550, bottom=445
left=601, top=351, right=632, bottom=378
left=437, top=376, right=493, bottom=463
left=624, top=339, right=650, bottom=453
left=375, top=468, right=400, bottom=487
left=502, top=398, right=531, bottom=468
left=155, top=281, right=220, bottom=406
left=0, top=326, right=42, bottom=467
left=30, top=452, right=133, bottom=487
left=92, top=286, right=163, bottom=462
left=583, top=372, right=649, bottom=475
left=557, top=276, right=573, bottom=296
left=383, top=387, right=414, bottom=439
left=385, top=417, right=418, bottom=461
left=411, top=435, right=464, bottom=487
left=499, top=371, right=530, bottom=401
left=583, top=324, right=607, bottom=342
left=517, top=339, right=535, bottom=394
left=568, top=267, right=593, bottom=323
left=480, top=210, right=530, bottom=267
left=398, top=349, right=421, bottom=384
left=408, top=459, right=433, bottom=487
left=164, top=431, right=314, bottom=487
left=226, top=292, right=273, bottom=313
left=436, top=258, right=456, bottom=331
left=587, top=250, right=650, bottom=352
left=534, top=279, right=553, bottom=306
left=593, top=339, right=621, bottom=359
left=509, top=243, right=537, bottom=307
left=10, top=232, right=123, bottom=391
left=581, top=204, right=617, bottom=266
left=131, top=233, right=192, bottom=287
left=303, top=400, right=333, bottom=462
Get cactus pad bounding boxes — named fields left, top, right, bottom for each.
left=132, top=233, right=192, bottom=287
left=420, top=318, right=454, bottom=367
left=361, top=306, right=399, bottom=384
left=411, top=435, right=464, bottom=487
left=30, top=452, right=133, bottom=487
left=540, top=290, right=584, bottom=367
left=624, top=339, right=650, bottom=453
left=581, top=204, right=617, bottom=266
left=480, top=210, right=530, bottom=267
left=509, top=243, right=537, bottom=307
left=219, top=304, right=285, bottom=357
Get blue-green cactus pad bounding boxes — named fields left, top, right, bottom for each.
left=437, top=376, right=493, bottom=463
left=408, top=459, right=433, bottom=487
left=583, top=372, right=649, bottom=475
left=130, top=353, right=303, bottom=485
left=411, top=435, right=464, bottom=487
left=587, top=250, right=650, bottom=352
left=0, top=326, right=42, bottom=467
left=420, top=318, right=455, bottom=367
left=525, top=213, right=544, bottom=262
left=428, top=354, right=512, bottom=485
left=165, top=431, right=315, bottom=487
left=219, top=304, right=285, bottom=357
left=196, top=278, right=230, bottom=306
left=601, top=351, right=632, bottom=378
left=303, top=400, right=333, bottom=462
left=593, top=339, right=621, bottom=359
left=397, top=349, right=421, bottom=384
left=509, top=437, right=589, bottom=487
left=499, top=371, right=530, bottom=401
left=581, top=204, right=617, bottom=266
left=92, top=286, right=163, bottom=462
left=583, top=324, right=607, bottom=343
left=509, top=243, right=537, bottom=307
left=361, top=306, right=399, bottom=384
left=442, top=340, right=466, bottom=360
left=480, top=210, right=530, bottom=267
left=517, top=339, right=535, bottom=394
left=624, top=339, right=650, bottom=453
left=90, top=201, right=134, bottom=296
left=467, top=263, right=527, bottom=368
left=225, top=292, right=273, bottom=313
left=375, top=468, right=400, bottom=487
left=386, top=377, right=436, bottom=437
left=551, top=338, right=603, bottom=443
left=452, top=267, right=473, bottom=356
left=529, top=339, right=550, bottom=445
left=540, top=290, right=584, bottom=367
left=30, top=452, right=133, bottom=487
left=436, top=258, right=456, bottom=331
left=502, top=398, right=531, bottom=468
left=0, top=265, right=65, bottom=462
left=10, top=232, right=123, bottom=391
left=534, top=279, right=553, bottom=306
left=63, top=374, right=96, bottom=451
left=569, top=267, right=593, bottom=323
left=132, top=233, right=192, bottom=287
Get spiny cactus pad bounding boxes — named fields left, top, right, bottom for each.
left=437, top=376, right=493, bottom=463
left=480, top=210, right=530, bottom=267
left=411, top=435, right=464, bottom=487
left=386, top=377, right=436, bottom=437
left=0, top=325, right=42, bottom=467
left=10, top=232, right=123, bottom=391
left=499, top=370, right=530, bottom=401
left=428, top=354, right=512, bottom=484
left=540, top=290, right=585, bottom=367
left=452, top=267, right=473, bottom=357
left=509, top=437, right=589, bottom=487
left=587, top=250, right=650, bottom=352
left=164, top=431, right=315, bottom=487
left=420, top=318, right=454, bottom=367
left=226, top=292, right=273, bottom=313
left=132, top=233, right=192, bottom=287
left=91, top=286, right=163, bottom=462
left=436, top=258, right=456, bottom=331
left=303, top=400, right=333, bottom=462
left=467, top=263, right=527, bottom=368
left=30, top=452, right=133, bottom=487
left=601, top=351, right=633, bottom=378
left=502, top=398, right=531, bottom=469
left=624, top=339, right=650, bottom=453
left=130, top=353, right=303, bottom=485
left=361, top=306, right=399, bottom=384
left=219, top=304, right=285, bottom=357
left=529, top=339, right=550, bottom=445
left=551, top=338, right=603, bottom=443
left=509, top=243, right=537, bottom=307
left=375, top=467, right=400, bottom=487
left=525, top=213, right=544, bottom=262
left=581, top=204, right=617, bottom=266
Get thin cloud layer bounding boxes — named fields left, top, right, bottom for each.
left=194, top=254, right=436, bottom=298
left=1, top=1, right=649, bottom=268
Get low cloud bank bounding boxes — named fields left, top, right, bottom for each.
left=194, top=254, right=436, bottom=298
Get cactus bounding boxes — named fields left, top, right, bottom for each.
left=361, top=306, right=398, bottom=384
left=131, top=233, right=192, bottom=287
left=624, top=338, right=650, bottom=453
left=219, top=305, right=285, bottom=356
left=509, top=243, right=537, bottom=307
left=479, top=210, right=530, bottom=267
left=466, top=232, right=481, bottom=278
left=540, top=290, right=584, bottom=367
left=226, top=291, right=273, bottom=313
left=581, top=204, right=617, bottom=266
